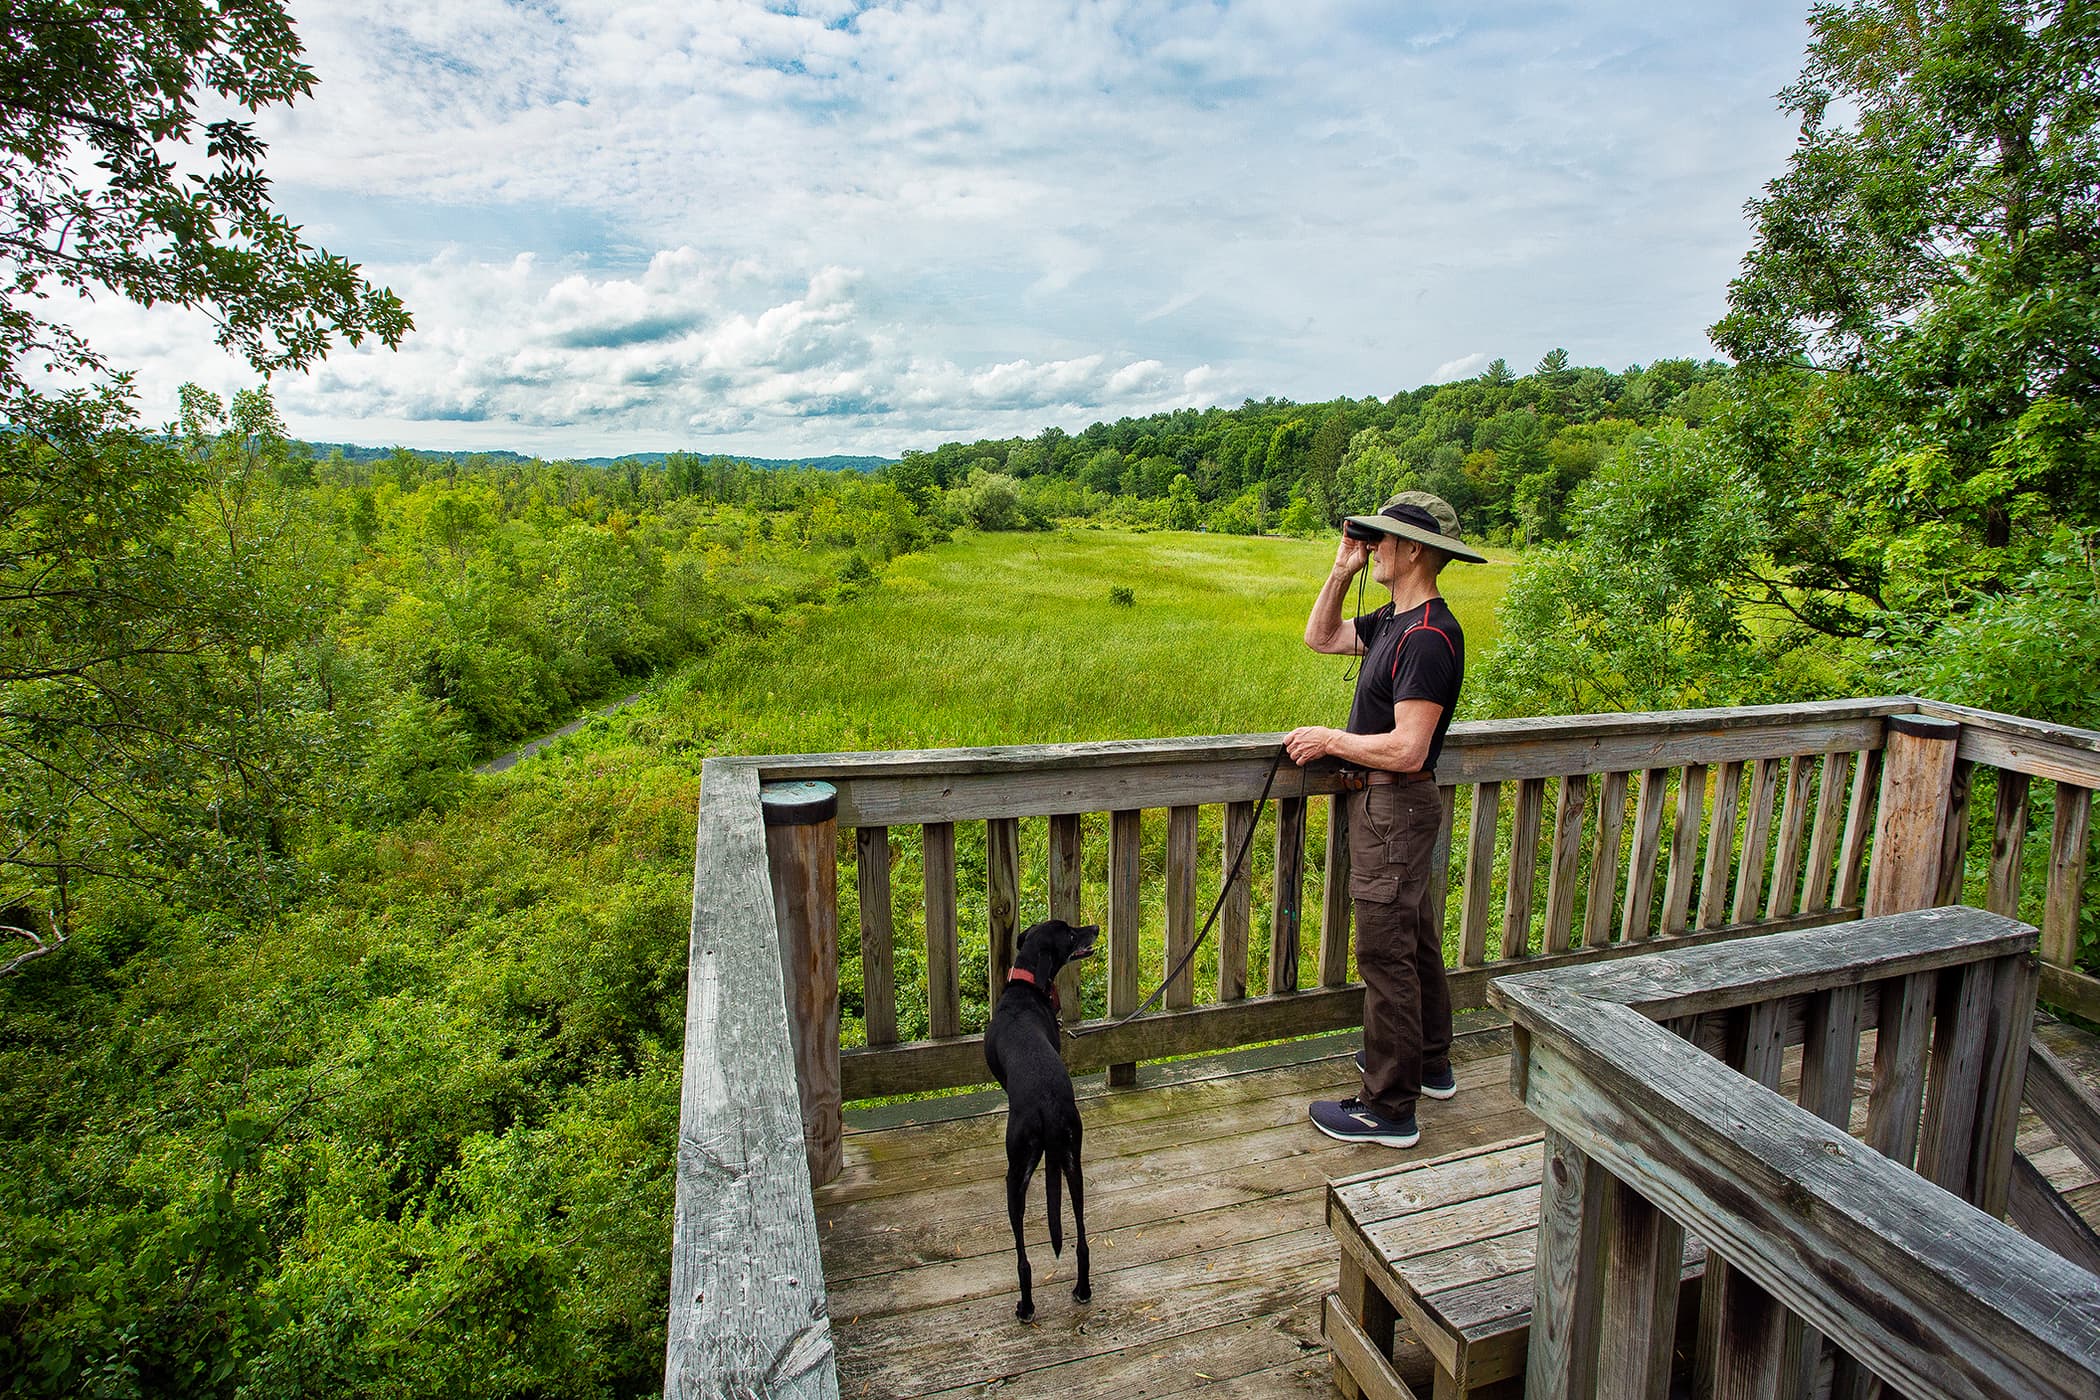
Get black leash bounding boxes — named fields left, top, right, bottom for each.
left=1066, top=742, right=1292, bottom=1041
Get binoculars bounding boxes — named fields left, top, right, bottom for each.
left=1342, top=519, right=1384, bottom=544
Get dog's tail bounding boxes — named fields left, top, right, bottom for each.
left=1046, top=1145, right=1067, bottom=1257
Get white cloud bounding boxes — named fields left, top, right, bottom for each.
left=1431, top=352, right=1490, bottom=384
left=59, top=1, right=1816, bottom=456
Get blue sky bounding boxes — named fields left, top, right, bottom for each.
left=80, top=1, right=1816, bottom=459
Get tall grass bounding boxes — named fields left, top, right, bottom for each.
left=666, top=527, right=1513, bottom=753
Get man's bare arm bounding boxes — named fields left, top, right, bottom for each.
left=1305, top=535, right=1369, bottom=655
left=1284, top=700, right=1442, bottom=773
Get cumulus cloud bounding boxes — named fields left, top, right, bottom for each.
left=65, top=2, right=1814, bottom=455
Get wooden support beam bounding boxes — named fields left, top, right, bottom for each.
left=855, top=826, right=896, bottom=1047
left=1864, top=715, right=1961, bottom=918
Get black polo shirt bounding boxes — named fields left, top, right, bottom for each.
left=1348, top=597, right=1465, bottom=772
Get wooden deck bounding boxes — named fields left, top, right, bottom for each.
left=817, top=1014, right=2100, bottom=1400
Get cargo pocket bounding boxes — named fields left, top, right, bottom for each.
left=1349, top=870, right=1402, bottom=904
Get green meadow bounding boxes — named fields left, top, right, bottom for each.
left=662, top=526, right=1514, bottom=755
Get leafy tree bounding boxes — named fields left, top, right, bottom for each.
left=1709, top=0, right=2100, bottom=647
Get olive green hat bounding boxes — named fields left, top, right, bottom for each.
left=1344, top=490, right=1488, bottom=564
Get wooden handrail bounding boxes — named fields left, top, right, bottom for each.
left=1493, top=912, right=2099, bottom=1400
left=665, top=759, right=839, bottom=1400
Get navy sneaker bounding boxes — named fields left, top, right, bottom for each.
left=1309, top=1097, right=1420, bottom=1148
left=1352, top=1050, right=1458, bottom=1101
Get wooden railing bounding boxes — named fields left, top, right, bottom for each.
left=1489, top=907, right=2100, bottom=1399
left=663, top=698, right=2100, bottom=1399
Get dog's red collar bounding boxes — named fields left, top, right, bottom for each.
left=1006, top=966, right=1060, bottom=1014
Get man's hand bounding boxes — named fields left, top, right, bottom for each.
left=1331, top=534, right=1368, bottom=579
left=1284, top=726, right=1342, bottom=765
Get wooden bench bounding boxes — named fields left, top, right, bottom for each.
left=1323, top=1133, right=1704, bottom=1400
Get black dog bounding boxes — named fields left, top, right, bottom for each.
left=984, top=918, right=1099, bottom=1321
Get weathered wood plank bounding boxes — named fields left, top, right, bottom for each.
left=2042, top=783, right=2092, bottom=971
left=1524, top=1129, right=1607, bottom=1400
left=1585, top=770, right=1631, bottom=949
left=1799, top=752, right=1851, bottom=915
left=1219, top=801, right=1254, bottom=1003
left=1864, top=715, right=1961, bottom=918
left=667, top=760, right=839, bottom=1400
left=1786, top=983, right=1864, bottom=1400
left=1428, top=785, right=1456, bottom=954
left=1701, top=761, right=1745, bottom=930
left=1933, top=759, right=1976, bottom=908
left=1766, top=755, right=1815, bottom=921
left=1596, top=1177, right=1684, bottom=1400
left=1109, top=808, right=1143, bottom=1084
left=1543, top=773, right=1588, bottom=956
left=1461, top=782, right=1501, bottom=967
left=1050, top=813, right=1085, bottom=1019
left=1915, top=960, right=1997, bottom=1201
left=1836, top=748, right=1880, bottom=909
left=924, top=821, right=960, bottom=1039
left=765, top=788, right=844, bottom=1187
left=1503, top=777, right=1547, bottom=960
left=1864, top=970, right=1934, bottom=1170
left=1662, top=764, right=1708, bottom=936
left=1502, top=987, right=2100, bottom=1400
left=1970, top=954, right=2041, bottom=1218
left=1488, top=906, right=2032, bottom=1023
left=1986, top=771, right=2032, bottom=919
left=1712, top=1261, right=1787, bottom=1400
left=2026, top=1037, right=2100, bottom=1183
left=1166, top=805, right=1199, bottom=1010
left=1324, top=1294, right=1423, bottom=1400
left=986, top=816, right=1020, bottom=1006
left=1945, top=716, right=2100, bottom=790
left=1622, top=768, right=1670, bottom=942
left=2008, top=1151, right=2100, bottom=1277
left=1695, top=999, right=1784, bottom=1400
left=1323, top=796, right=1354, bottom=987
left=1732, top=757, right=1781, bottom=925
left=1272, top=796, right=1307, bottom=995
left=856, top=826, right=897, bottom=1047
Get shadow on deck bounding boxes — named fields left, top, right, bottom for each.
left=817, top=1015, right=2100, bottom=1399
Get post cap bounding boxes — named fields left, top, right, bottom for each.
left=761, top=780, right=838, bottom=826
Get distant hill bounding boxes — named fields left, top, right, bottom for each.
left=298, top=441, right=893, bottom=473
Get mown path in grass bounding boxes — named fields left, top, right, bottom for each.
left=665, top=527, right=1513, bottom=755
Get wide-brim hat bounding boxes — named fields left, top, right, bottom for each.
left=1344, top=490, right=1488, bottom=564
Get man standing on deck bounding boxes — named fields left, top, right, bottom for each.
left=1285, top=491, right=1486, bottom=1149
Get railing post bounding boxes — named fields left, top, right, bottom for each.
left=1864, top=715, right=1961, bottom=918
left=762, top=780, right=843, bottom=1187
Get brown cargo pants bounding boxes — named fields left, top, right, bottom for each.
left=1348, top=779, right=1452, bottom=1119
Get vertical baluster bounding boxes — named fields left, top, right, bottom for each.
left=1543, top=772, right=1589, bottom=955
left=924, top=821, right=959, bottom=1038
left=1321, top=795, right=1353, bottom=986
left=1502, top=777, right=1547, bottom=959
left=1700, top=761, right=1745, bottom=929
left=986, top=817, right=1020, bottom=1006
left=857, top=826, right=897, bottom=1046
left=1107, top=808, right=1142, bottom=1086
left=1596, top=1173, right=1684, bottom=1400
left=1985, top=772, right=2031, bottom=918
left=1218, top=800, right=1253, bottom=1003
left=1049, top=814, right=1085, bottom=1019
left=1864, top=970, right=1934, bottom=1168
left=1165, top=804, right=1199, bottom=1008
left=1584, top=771, right=1630, bottom=948
left=1784, top=985, right=1866, bottom=1399
left=1524, top=1129, right=1609, bottom=1400
left=1697, top=1000, right=1785, bottom=1400
left=1271, top=795, right=1307, bottom=994
left=1428, top=785, right=1457, bottom=954
left=1970, top=952, right=2041, bottom=1218
left=1933, top=758, right=1976, bottom=906
left=1661, top=764, right=1708, bottom=936
left=1799, top=752, right=1851, bottom=915
left=1460, top=781, right=1501, bottom=965
left=2043, top=783, right=2093, bottom=973
left=1836, top=749, right=1880, bottom=909
left=1732, top=757, right=1782, bottom=924
left=1765, top=756, right=1815, bottom=920
left=1711, top=1266, right=1788, bottom=1400
left=1620, top=768, right=1669, bottom=942
left=1915, top=961, right=1996, bottom=1200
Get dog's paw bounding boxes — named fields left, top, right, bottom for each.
left=1015, top=1299, right=1035, bottom=1322
left=1072, top=1284, right=1091, bottom=1304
